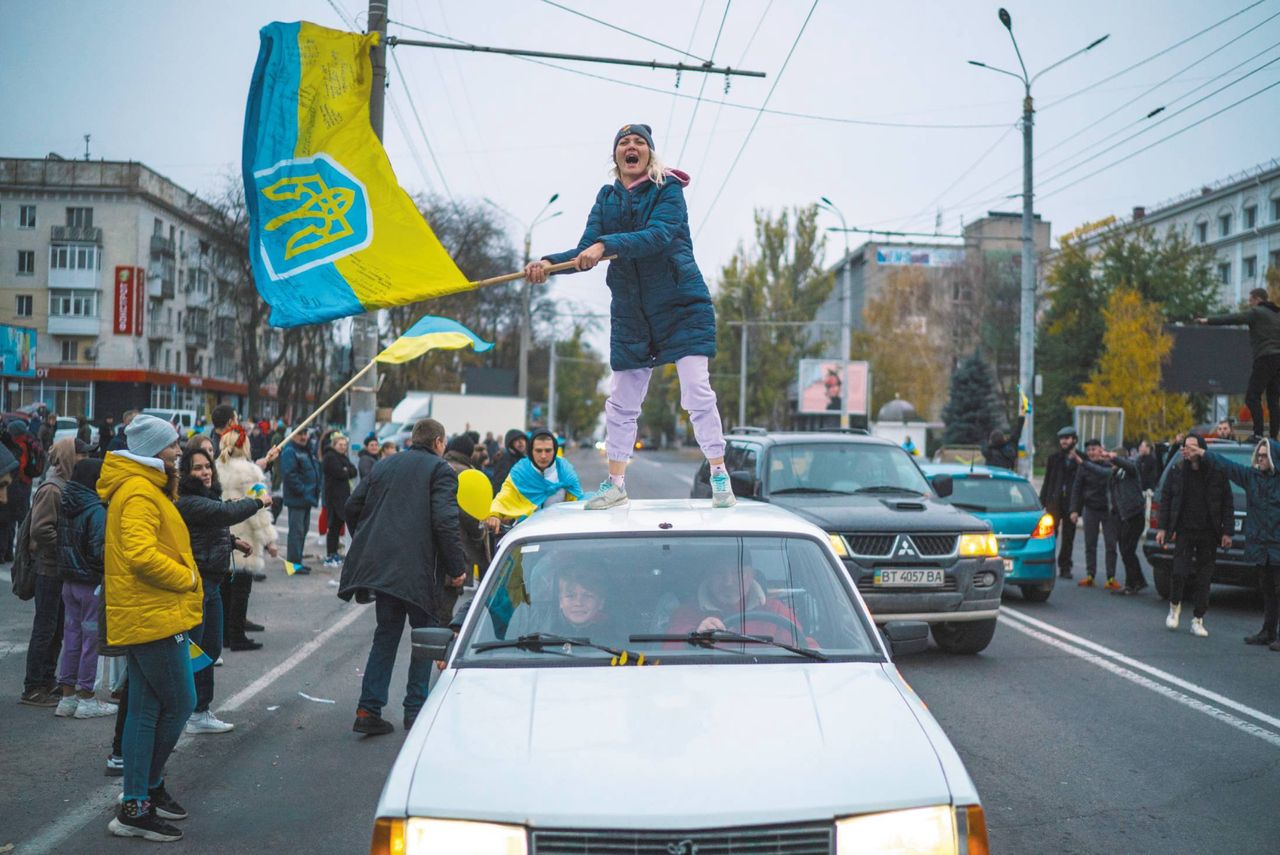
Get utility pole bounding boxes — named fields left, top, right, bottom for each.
left=547, top=340, right=556, bottom=435
left=346, top=0, right=389, bottom=443
left=819, top=197, right=852, bottom=430
left=738, top=324, right=748, bottom=428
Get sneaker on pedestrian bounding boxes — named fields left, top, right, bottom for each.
left=109, top=799, right=183, bottom=842
left=1165, top=603, right=1182, bottom=630
left=213, top=656, right=223, bottom=667
left=1058, top=570, right=1074, bottom=579
left=323, top=553, right=341, bottom=567
left=74, top=697, right=117, bottom=719
left=584, top=480, right=628, bottom=510
left=185, top=709, right=234, bottom=734
left=54, top=694, right=79, bottom=717
left=291, top=564, right=312, bottom=575
left=19, top=688, right=60, bottom=707
left=104, top=754, right=124, bottom=777
left=353, top=708, right=394, bottom=735
left=117, top=785, right=187, bottom=821
left=1077, top=575, right=1095, bottom=587
left=1244, top=631, right=1276, bottom=645
left=1190, top=617, right=1208, bottom=638
left=709, top=470, right=737, bottom=509
left=1103, top=577, right=1123, bottom=592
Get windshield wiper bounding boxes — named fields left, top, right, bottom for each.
left=472, top=632, right=623, bottom=658
left=630, top=629, right=828, bottom=661
left=853, top=486, right=925, bottom=495
left=950, top=501, right=989, bottom=512
left=770, top=487, right=854, bottom=495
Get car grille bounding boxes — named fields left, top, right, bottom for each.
left=912, top=534, right=958, bottom=556
left=844, top=534, right=958, bottom=557
left=531, top=822, right=833, bottom=854
left=857, top=576, right=959, bottom=594
left=846, top=534, right=895, bottom=556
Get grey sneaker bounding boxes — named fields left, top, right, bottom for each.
left=54, top=695, right=79, bottom=718
left=184, top=709, right=234, bottom=734
left=709, top=471, right=737, bottom=508
left=584, top=480, right=628, bottom=510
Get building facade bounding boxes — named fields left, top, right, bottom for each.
left=0, top=156, right=280, bottom=421
left=1078, top=159, right=1280, bottom=306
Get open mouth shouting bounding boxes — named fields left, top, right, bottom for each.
left=624, top=151, right=640, bottom=166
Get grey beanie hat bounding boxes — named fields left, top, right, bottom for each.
left=125, top=413, right=180, bottom=459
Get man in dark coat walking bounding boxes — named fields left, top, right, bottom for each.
left=1156, top=434, right=1233, bottom=637
left=1199, top=288, right=1280, bottom=440
left=982, top=415, right=1024, bottom=471
left=1039, top=426, right=1081, bottom=579
left=321, top=432, right=357, bottom=567
left=1071, top=439, right=1118, bottom=589
left=339, top=419, right=466, bottom=735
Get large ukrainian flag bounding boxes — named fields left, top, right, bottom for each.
left=243, top=22, right=470, bottom=328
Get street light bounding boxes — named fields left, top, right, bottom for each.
left=484, top=193, right=561, bottom=403
left=818, top=196, right=852, bottom=429
left=969, top=8, right=1108, bottom=476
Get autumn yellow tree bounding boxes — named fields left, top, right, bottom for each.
left=855, top=266, right=949, bottom=419
left=1067, top=287, right=1192, bottom=443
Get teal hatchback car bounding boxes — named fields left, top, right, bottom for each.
left=920, top=464, right=1057, bottom=602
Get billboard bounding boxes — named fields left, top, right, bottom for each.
left=798, top=359, right=870, bottom=416
left=875, top=247, right=964, bottom=267
left=1162, top=323, right=1251, bottom=394
left=0, top=324, right=37, bottom=377
left=114, top=266, right=135, bottom=335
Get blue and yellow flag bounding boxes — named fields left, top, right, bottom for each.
left=243, top=22, right=470, bottom=328
left=376, top=316, right=493, bottom=364
left=189, top=640, right=213, bottom=673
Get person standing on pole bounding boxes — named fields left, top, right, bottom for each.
left=1156, top=434, right=1232, bottom=637
left=524, top=123, right=734, bottom=510
left=1070, top=439, right=1120, bottom=589
left=1039, top=426, right=1081, bottom=579
left=1197, top=288, right=1280, bottom=441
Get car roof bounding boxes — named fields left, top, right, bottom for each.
left=919, top=463, right=1028, bottom=481
left=505, top=499, right=830, bottom=541
left=723, top=430, right=898, bottom=449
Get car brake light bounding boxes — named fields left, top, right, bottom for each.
left=1149, top=499, right=1160, bottom=531
left=1031, top=513, right=1055, bottom=539
left=371, top=818, right=406, bottom=855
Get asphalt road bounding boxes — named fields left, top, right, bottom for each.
left=2, top=448, right=1277, bottom=854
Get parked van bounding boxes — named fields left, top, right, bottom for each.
left=141, top=408, right=200, bottom=434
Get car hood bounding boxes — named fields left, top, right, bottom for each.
left=771, top=493, right=986, bottom=533
left=397, top=663, right=953, bottom=829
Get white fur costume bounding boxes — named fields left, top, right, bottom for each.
left=217, top=437, right=278, bottom=572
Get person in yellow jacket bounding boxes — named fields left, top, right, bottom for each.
left=99, top=414, right=199, bottom=843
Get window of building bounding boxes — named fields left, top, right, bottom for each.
left=1244, top=256, right=1258, bottom=279
left=19, top=205, right=36, bottom=229
left=16, top=295, right=33, bottom=317
left=153, top=218, right=163, bottom=237
left=1273, top=199, right=1280, bottom=222
left=17, top=250, right=34, bottom=275
left=61, top=340, right=78, bottom=363
left=49, top=289, right=98, bottom=317
left=179, top=229, right=185, bottom=253
left=49, top=244, right=101, bottom=271
left=1218, top=262, right=1231, bottom=285
left=1219, top=213, right=1232, bottom=237
left=1245, top=205, right=1257, bottom=229
left=164, top=349, right=171, bottom=371
left=1196, top=221, right=1208, bottom=243
left=1272, top=249, right=1280, bottom=272
left=175, top=351, right=182, bottom=373
left=65, top=207, right=93, bottom=229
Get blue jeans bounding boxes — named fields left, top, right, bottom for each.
left=123, top=633, right=196, bottom=801
left=189, top=585, right=222, bottom=712
left=286, top=506, right=311, bottom=565
left=24, top=574, right=63, bottom=693
left=358, top=595, right=437, bottom=718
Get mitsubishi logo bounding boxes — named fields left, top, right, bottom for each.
left=666, top=841, right=698, bottom=855
left=894, top=536, right=920, bottom=559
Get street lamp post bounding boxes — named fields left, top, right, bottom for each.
left=818, top=197, right=853, bottom=430
left=969, top=9, right=1107, bottom=475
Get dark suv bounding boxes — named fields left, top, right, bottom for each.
left=692, top=429, right=1004, bottom=653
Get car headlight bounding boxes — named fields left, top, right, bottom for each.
left=958, top=532, right=999, bottom=558
left=829, top=532, right=849, bottom=557
left=836, top=804, right=988, bottom=855
left=371, top=818, right=527, bottom=855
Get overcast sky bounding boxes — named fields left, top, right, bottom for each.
left=3, top=0, right=1278, bottom=351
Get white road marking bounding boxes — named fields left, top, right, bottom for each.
left=1002, top=607, right=1280, bottom=731
left=997, top=614, right=1280, bottom=749
left=0, top=641, right=29, bottom=656
left=18, top=604, right=368, bottom=853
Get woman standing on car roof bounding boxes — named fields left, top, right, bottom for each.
left=524, top=123, right=734, bottom=511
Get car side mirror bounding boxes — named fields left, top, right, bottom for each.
left=931, top=474, right=953, bottom=498
left=729, top=470, right=758, bottom=498
left=411, top=627, right=455, bottom=663
left=883, top=621, right=930, bottom=657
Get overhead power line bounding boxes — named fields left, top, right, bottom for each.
left=538, top=0, right=711, bottom=63
left=677, top=1, right=733, bottom=164
left=665, top=0, right=709, bottom=142
left=388, top=47, right=460, bottom=212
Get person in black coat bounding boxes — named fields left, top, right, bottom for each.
left=1080, top=448, right=1149, bottom=594
left=175, top=441, right=271, bottom=730
left=1071, top=439, right=1118, bottom=588
left=1039, top=426, right=1082, bottom=579
left=1155, top=434, right=1233, bottom=636
left=338, top=418, right=466, bottom=736
left=1136, top=439, right=1160, bottom=492
left=488, top=428, right=527, bottom=494
left=982, top=415, right=1024, bottom=471
left=321, top=433, right=358, bottom=566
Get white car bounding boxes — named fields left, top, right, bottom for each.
left=372, top=500, right=988, bottom=855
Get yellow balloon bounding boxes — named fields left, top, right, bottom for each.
left=457, top=469, right=494, bottom=521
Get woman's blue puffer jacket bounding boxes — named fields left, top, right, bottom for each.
left=56, top=480, right=106, bottom=585
left=544, top=170, right=716, bottom=371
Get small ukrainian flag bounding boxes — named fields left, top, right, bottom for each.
left=189, top=641, right=213, bottom=673
left=284, top=560, right=305, bottom=576
left=375, top=316, right=494, bottom=364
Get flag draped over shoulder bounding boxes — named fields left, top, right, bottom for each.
left=243, top=21, right=470, bottom=328
left=375, top=316, right=493, bottom=364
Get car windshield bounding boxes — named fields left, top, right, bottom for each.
left=766, top=443, right=931, bottom=495
left=937, top=476, right=1040, bottom=512
left=458, top=535, right=880, bottom=665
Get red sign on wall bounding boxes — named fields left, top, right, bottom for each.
left=134, top=268, right=145, bottom=337
left=114, top=266, right=135, bottom=335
